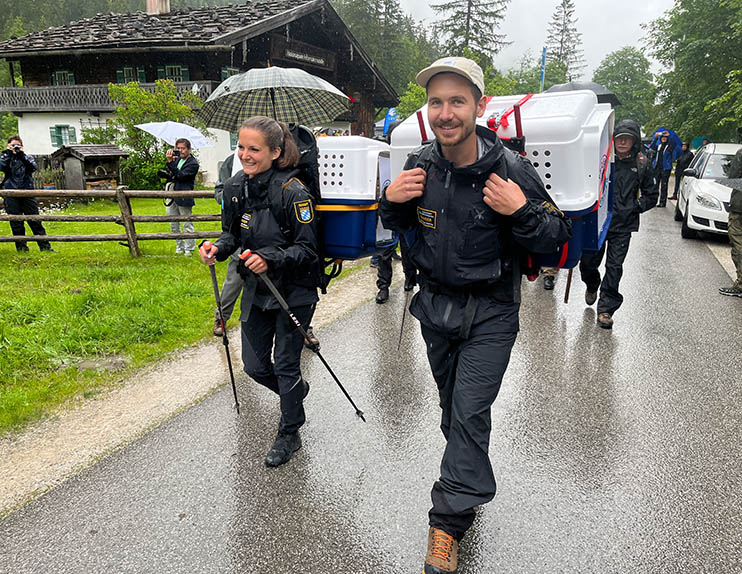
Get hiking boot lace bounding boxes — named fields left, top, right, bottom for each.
left=430, top=529, right=454, bottom=562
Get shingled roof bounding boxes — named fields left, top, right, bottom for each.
left=0, top=0, right=322, bottom=55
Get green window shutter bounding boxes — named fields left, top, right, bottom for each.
left=221, top=67, right=228, bottom=81
left=67, top=71, right=75, bottom=85
left=49, top=126, right=60, bottom=148
left=156, top=66, right=166, bottom=80
left=229, top=132, right=238, bottom=150
left=116, top=69, right=125, bottom=84
left=69, top=127, right=77, bottom=144
left=50, top=74, right=56, bottom=86
left=137, top=67, right=146, bottom=83
left=180, top=66, right=190, bottom=82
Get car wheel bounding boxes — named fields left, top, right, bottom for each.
left=681, top=201, right=698, bottom=239
left=674, top=201, right=682, bottom=221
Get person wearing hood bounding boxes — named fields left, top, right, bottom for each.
left=650, top=130, right=676, bottom=207
left=380, top=57, right=571, bottom=574
left=580, top=119, right=658, bottom=328
left=670, top=142, right=694, bottom=201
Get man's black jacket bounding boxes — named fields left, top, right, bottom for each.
left=610, top=119, right=658, bottom=233
left=379, top=125, right=571, bottom=336
left=0, top=150, right=37, bottom=190
left=166, top=154, right=199, bottom=207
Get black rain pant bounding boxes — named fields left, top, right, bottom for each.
left=421, top=319, right=517, bottom=540
left=376, top=235, right=416, bottom=290
left=3, top=196, right=52, bottom=251
left=657, top=169, right=671, bottom=205
left=241, top=303, right=314, bottom=434
left=579, top=230, right=632, bottom=315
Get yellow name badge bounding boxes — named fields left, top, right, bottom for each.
left=294, top=199, right=314, bottom=223
left=240, top=213, right=251, bottom=229
left=417, top=207, right=437, bottom=229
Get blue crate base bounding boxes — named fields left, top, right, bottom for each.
left=539, top=208, right=612, bottom=270
left=320, top=206, right=396, bottom=260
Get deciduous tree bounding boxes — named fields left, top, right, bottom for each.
left=593, top=47, right=655, bottom=126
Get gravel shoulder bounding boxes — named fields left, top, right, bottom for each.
left=0, top=259, right=395, bottom=517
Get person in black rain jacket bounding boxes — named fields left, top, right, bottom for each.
left=580, top=119, right=658, bottom=328
left=379, top=57, right=571, bottom=574
left=199, top=116, right=319, bottom=468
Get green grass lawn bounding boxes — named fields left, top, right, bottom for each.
left=0, top=196, right=368, bottom=435
left=0, top=197, right=225, bottom=434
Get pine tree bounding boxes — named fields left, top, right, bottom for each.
left=544, top=0, right=586, bottom=81
left=431, top=0, right=511, bottom=60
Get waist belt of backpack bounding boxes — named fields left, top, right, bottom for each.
left=419, top=276, right=493, bottom=339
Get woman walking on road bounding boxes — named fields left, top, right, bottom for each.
left=199, top=116, right=320, bottom=467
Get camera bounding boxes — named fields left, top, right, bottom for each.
left=172, top=149, right=180, bottom=158
left=12, top=144, right=21, bottom=152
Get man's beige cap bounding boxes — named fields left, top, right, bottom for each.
left=415, top=57, right=485, bottom=94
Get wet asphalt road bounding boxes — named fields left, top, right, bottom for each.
left=1, top=206, right=741, bottom=574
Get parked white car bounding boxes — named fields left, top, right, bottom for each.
left=675, top=142, right=740, bottom=238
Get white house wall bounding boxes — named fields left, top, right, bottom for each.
left=17, top=112, right=233, bottom=185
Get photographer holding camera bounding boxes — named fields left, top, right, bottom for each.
left=159, top=138, right=199, bottom=255
left=0, top=135, right=53, bottom=252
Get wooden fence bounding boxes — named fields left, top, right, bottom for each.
left=0, top=188, right=220, bottom=256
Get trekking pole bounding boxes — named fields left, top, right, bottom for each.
left=239, top=250, right=366, bottom=422
left=397, top=288, right=412, bottom=352
left=203, top=242, right=240, bottom=415
left=563, top=268, right=573, bottom=304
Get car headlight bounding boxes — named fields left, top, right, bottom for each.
left=695, top=193, right=722, bottom=211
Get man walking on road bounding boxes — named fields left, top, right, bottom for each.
left=380, top=57, right=571, bottom=573
left=580, top=119, right=658, bottom=328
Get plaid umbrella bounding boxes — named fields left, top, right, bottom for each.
left=198, top=67, right=350, bottom=131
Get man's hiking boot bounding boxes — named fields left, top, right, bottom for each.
left=213, top=318, right=224, bottom=337
left=543, top=275, right=555, bottom=290
left=585, top=289, right=598, bottom=306
left=423, top=527, right=458, bottom=573
left=303, top=327, right=320, bottom=350
left=376, top=287, right=389, bottom=304
left=719, top=286, right=742, bottom=298
left=265, top=431, right=302, bottom=467
left=597, top=312, right=614, bottom=329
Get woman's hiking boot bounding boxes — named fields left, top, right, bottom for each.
left=423, top=527, right=458, bottom=573
left=265, top=431, right=302, bottom=467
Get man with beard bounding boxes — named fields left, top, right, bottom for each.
left=380, top=57, right=571, bottom=573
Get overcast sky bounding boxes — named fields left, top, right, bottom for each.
left=397, top=0, right=676, bottom=78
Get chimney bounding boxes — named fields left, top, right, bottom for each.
left=146, top=0, right=170, bottom=14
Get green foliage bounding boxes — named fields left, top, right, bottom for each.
left=0, top=113, right=18, bottom=142
left=706, top=69, right=742, bottom=129
left=396, top=82, right=427, bottom=120
left=645, top=0, right=742, bottom=142
left=506, top=52, right=567, bottom=95
left=431, top=0, right=511, bottom=60
left=0, top=198, right=223, bottom=433
left=79, top=80, right=205, bottom=189
left=593, top=46, right=655, bottom=127
left=331, top=0, right=443, bottom=94
left=545, top=0, right=586, bottom=80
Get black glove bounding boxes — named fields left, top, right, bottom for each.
left=157, top=169, right=171, bottom=180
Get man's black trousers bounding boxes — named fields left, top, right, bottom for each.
left=657, top=169, right=671, bottom=205
left=3, top=196, right=51, bottom=251
left=421, top=319, right=517, bottom=539
left=579, top=230, right=632, bottom=315
left=376, top=235, right=416, bottom=289
left=240, top=303, right=314, bottom=434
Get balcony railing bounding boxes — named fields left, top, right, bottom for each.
left=0, top=81, right=217, bottom=113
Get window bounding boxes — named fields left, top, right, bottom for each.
left=49, top=125, right=77, bottom=148
left=116, top=66, right=146, bottom=84
left=230, top=132, right=238, bottom=150
left=220, top=66, right=240, bottom=81
left=703, top=154, right=734, bottom=179
left=51, top=70, right=75, bottom=86
left=156, top=65, right=190, bottom=82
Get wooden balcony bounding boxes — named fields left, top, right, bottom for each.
left=0, top=81, right=217, bottom=113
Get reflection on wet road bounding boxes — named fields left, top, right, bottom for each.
left=1, top=208, right=740, bottom=573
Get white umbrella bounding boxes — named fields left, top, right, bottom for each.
left=134, top=121, right=213, bottom=148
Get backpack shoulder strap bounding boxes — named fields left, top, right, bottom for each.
left=268, top=169, right=301, bottom=239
